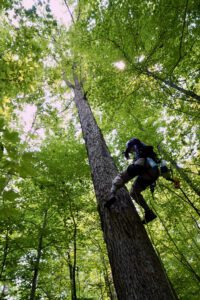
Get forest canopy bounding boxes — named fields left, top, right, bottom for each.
left=0, top=0, right=199, bottom=299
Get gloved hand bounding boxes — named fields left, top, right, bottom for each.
left=173, top=178, right=180, bottom=189
left=122, top=149, right=130, bottom=159
left=104, top=195, right=116, bottom=208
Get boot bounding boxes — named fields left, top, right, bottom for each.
left=142, top=209, right=157, bottom=224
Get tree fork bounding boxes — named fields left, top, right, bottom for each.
left=72, top=75, right=176, bottom=300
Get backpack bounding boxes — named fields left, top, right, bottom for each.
left=139, top=145, right=158, bottom=161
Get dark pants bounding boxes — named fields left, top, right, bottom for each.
left=111, top=161, right=159, bottom=211
left=128, top=163, right=159, bottom=210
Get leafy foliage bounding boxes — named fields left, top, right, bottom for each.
left=0, top=0, right=199, bottom=299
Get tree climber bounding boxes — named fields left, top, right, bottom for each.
left=106, top=138, right=180, bottom=224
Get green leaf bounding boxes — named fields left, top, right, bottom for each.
left=0, top=206, right=19, bottom=219
left=0, top=177, right=7, bottom=192
left=4, top=130, right=20, bottom=144
left=3, top=190, right=19, bottom=201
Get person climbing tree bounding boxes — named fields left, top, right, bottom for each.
left=72, top=78, right=178, bottom=298
left=105, top=138, right=180, bottom=224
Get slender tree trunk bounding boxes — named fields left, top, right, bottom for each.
left=66, top=201, right=77, bottom=300
left=96, top=241, right=117, bottom=300
left=0, top=231, right=9, bottom=299
left=29, top=210, right=48, bottom=300
left=161, top=183, right=200, bottom=217
left=149, top=199, right=200, bottom=283
left=67, top=251, right=77, bottom=300
left=147, top=228, right=179, bottom=300
left=71, top=207, right=77, bottom=300
left=0, top=230, right=9, bottom=280
left=72, top=75, right=176, bottom=299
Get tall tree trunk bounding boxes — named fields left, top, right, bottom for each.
left=72, top=75, right=176, bottom=300
left=29, top=210, right=48, bottom=300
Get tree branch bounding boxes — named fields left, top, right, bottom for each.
left=62, top=70, right=74, bottom=89
left=169, top=0, right=189, bottom=74
left=63, top=0, right=75, bottom=24
left=107, top=37, right=200, bottom=102
left=76, top=0, right=81, bottom=22
left=146, top=69, right=200, bottom=102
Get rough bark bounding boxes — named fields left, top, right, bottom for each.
left=72, top=76, right=176, bottom=300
